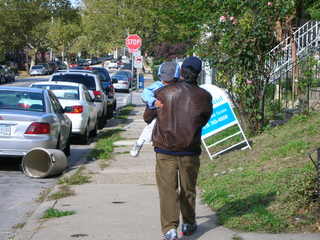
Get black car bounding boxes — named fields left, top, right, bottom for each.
left=0, top=65, right=5, bottom=84
left=48, top=62, right=58, bottom=74
left=68, top=66, right=116, bottom=119
left=56, top=61, right=67, bottom=70
left=1, top=65, right=15, bottom=82
left=90, top=67, right=116, bottom=119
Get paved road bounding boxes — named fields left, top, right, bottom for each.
left=0, top=75, right=133, bottom=240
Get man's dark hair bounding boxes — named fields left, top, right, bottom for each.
left=181, top=67, right=199, bottom=85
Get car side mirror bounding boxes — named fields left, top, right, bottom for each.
left=112, top=79, right=118, bottom=83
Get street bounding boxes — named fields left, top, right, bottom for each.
left=0, top=75, right=136, bottom=240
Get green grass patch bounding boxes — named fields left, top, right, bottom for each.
left=42, top=208, right=75, bottom=219
left=115, top=104, right=135, bottom=120
left=47, top=185, right=75, bottom=200
left=36, top=188, right=52, bottom=203
left=90, top=128, right=124, bottom=161
left=12, top=222, right=25, bottom=229
left=199, top=112, right=320, bottom=233
left=204, top=125, right=244, bottom=154
left=58, top=166, right=91, bottom=185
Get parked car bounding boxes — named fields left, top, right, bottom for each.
left=30, top=81, right=98, bottom=144
left=108, top=60, right=118, bottom=71
left=77, top=59, right=90, bottom=66
left=38, top=63, right=51, bottom=73
left=121, top=62, right=137, bottom=79
left=0, top=65, right=6, bottom=84
left=1, top=65, right=16, bottom=83
left=49, top=72, right=108, bottom=129
left=88, top=67, right=116, bottom=119
left=0, top=86, right=72, bottom=157
left=68, top=67, right=116, bottom=119
left=90, top=57, right=99, bottom=65
left=111, top=74, right=131, bottom=93
left=112, top=70, right=134, bottom=91
left=56, top=61, right=67, bottom=70
left=48, top=62, right=58, bottom=74
left=29, top=65, right=48, bottom=76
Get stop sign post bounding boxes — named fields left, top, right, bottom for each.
left=134, top=56, right=143, bottom=69
left=125, top=34, right=142, bottom=89
left=126, top=34, right=142, bottom=53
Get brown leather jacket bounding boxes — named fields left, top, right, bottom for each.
left=144, top=81, right=212, bottom=154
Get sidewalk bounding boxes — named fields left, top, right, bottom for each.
left=14, top=91, right=320, bottom=240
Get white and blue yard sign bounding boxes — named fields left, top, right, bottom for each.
left=200, top=84, right=251, bottom=159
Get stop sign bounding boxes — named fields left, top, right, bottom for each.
left=125, top=34, right=142, bottom=52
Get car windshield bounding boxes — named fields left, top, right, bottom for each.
left=92, top=68, right=111, bottom=82
left=0, top=90, right=45, bottom=112
left=112, top=75, right=128, bottom=80
left=115, top=71, right=130, bottom=77
left=32, top=66, right=43, bottom=69
left=32, top=85, right=80, bottom=100
left=52, top=74, right=96, bottom=90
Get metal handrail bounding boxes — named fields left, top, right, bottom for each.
left=268, top=21, right=320, bottom=81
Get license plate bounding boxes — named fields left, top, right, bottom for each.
left=0, top=125, right=11, bottom=136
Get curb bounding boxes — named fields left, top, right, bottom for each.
left=13, top=147, right=93, bottom=240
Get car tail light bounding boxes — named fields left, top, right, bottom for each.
left=65, top=105, right=84, bottom=114
left=93, top=90, right=103, bottom=100
left=84, top=66, right=93, bottom=70
left=25, top=122, right=50, bottom=134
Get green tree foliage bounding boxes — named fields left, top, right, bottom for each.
left=0, top=0, right=80, bottom=66
left=164, top=0, right=315, bottom=133
left=47, top=18, right=81, bottom=61
left=308, top=1, right=320, bottom=20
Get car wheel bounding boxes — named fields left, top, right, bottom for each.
left=90, top=122, right=98, bottom=137
left=107, top=105, right=114, bottom=119
left=80, top=126, right=90, bottom=145
left=56, top=135, right=62, bottom=150
left=97, top=117, right=104, bottom=129
left=64, top=136, right=71, bottom=157
left=113, top=100, right=117, bottom=111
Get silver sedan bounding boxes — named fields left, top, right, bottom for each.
left=0, top=86, right=72, bottom=157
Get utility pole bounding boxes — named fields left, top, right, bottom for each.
left=49, top=15, right=53, bottom=61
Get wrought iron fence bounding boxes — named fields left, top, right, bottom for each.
left=264, top=47, right=320, bottom=123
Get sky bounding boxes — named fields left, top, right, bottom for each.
left=70, top=0, right=80, bottom=7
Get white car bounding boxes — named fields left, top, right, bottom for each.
left=107, top=61, right=118, bottom=71
left=49, top=71, right=109, bottom=129
left=111, top=70, right=133, bottom=93
left=29, top=65, right=48, bottom=76
left=31, top=81, right=99, bottom=144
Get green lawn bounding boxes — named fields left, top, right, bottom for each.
left=199, top=112, right=320, bottom=233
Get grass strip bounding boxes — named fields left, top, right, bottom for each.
left=47, top=185, right=75, bottom=200
left=58, top=166, right=91, bottom=185
left=42, top=208, right=75, bottom=219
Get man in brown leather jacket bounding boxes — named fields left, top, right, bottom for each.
left=144, top=57, right=212, bottom=240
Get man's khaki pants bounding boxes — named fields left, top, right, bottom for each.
left=155, top=153, right=200, bottom=234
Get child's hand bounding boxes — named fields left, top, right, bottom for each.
left=155, top=100, right=163, bottom=108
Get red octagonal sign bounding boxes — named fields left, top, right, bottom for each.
left=125, top=34, right=142, bottom=52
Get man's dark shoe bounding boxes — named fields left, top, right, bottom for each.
left=181, top=223, right=197, bottom=236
